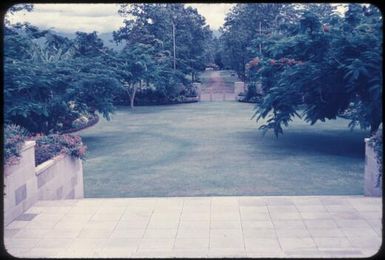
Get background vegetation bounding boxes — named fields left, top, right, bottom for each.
left=3, top=3, right=382, bottom=140
left=216, top=3, right=382, bottom=136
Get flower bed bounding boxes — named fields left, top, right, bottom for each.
left=33, top=134, right=87, bottom=165
left=4, top=124, right=29, bottom=167
left=60, top=114, right=99, bottom=134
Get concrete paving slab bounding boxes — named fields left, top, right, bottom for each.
left=143, top=228, right=177, bottom=239
left=3, top=195, right=382, bottom=258
left=110, top=228, right=146, bottom=239
left=242, top=228, right=277, bottom=239
left=210, top=229, right=243, bottom=239
left=275, top=227, right=312, bottom=238
left=244, top=237, right=281, bottom=251
left=174, top=238, right=209, bottom=249
left=65, top=238, right=108, bottom=251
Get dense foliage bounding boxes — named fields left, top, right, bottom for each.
left=4, top=124, right=29, bottom=167
left=4, top=3, right=382, bottom=139
left=112, top=3, right=212, bottom=107
left=218, top=3, right=301, bottom=80
left=4, top=3, right=212, bottom=133
left=4, top=24, right=121, bottom=134
left=218, top=3, right=382, bottom=136
left=116, top=3, right=212, bottom=79
left=258, top=4, right=382, bottom=136
left=368, top=125, right=383, bottom=178
left=34, top=134, right=87, bottom=165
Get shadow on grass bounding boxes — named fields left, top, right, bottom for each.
left=240, top=129, right=367, bottom=159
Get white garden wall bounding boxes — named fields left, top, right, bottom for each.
left=3, top=141, right=84, bottom=226
left=193, top=82, right=202, bottom=101
left=234, top=81, right=245, bottom=99
left=364, top=138, right=382, bottom=197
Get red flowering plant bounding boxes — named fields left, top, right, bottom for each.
left=33, top=134, right=87, bottom=165
left=4, top=124, right=29, bottom=167
left=245, top=56, right=305, bottom=99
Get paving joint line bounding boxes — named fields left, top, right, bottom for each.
left=266, top=200, right=284, bottom=255
left=135, top=198, right=157, bottom=253
left=236, top=196, right=247, bottom=253
left=72, top=203, right=100, bottom=240
left=208, top=196, right=212, bottom=251
left=172, top=198, right=185, bottom=249
left=292, top=198, right=319, bottom=252
left=109, top=204, right=128, bottom=234
left=321, top=200, right=357, bottom=248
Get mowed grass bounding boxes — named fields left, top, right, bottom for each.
left=79, top=101, right=367, bottom=198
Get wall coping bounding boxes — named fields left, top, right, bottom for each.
left=4, top=141, right=36, bottom=176
left=21, top=140, right=36, bottom=152
left=35, top=153, right=66, bottom=176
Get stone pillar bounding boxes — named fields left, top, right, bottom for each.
left=234, top=82, right=245, bottom=100
left=364, top=138, right=382, bottom=197
left=193, top=82, right=201, bottom=102
left=4, top=141, right=38, bottom=225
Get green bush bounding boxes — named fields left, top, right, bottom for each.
left=368, top=125, right=383, bottom=175
left=34, top=134, right=87, bottom=165
left=246, top=83, right=257, bottom=100
left=4, top=124, right=29, bottom=167
left=71, top=115, right=89, bottom=129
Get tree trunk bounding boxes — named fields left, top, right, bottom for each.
left=370, top=120, right=381, bottom=136
left=370, top=105, right=382, bottom=136
left=128, top=83, right=137, bottom=109
left=130, top=94, right=135, bottom=109
left=130, top=85, right=137, bottom=109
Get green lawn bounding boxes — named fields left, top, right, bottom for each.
left=79, top=101, right=367, bottom=198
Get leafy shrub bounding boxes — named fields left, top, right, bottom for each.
left=60, top=114, right=99, bottom=134
left=246, top=83, right=257, bottom=100
left=368, top=125, right=383, bottom=178
left=4, top=27, right=119, bottom=135
left=34, top=134, right=87, bottom=165
left=180, top=84, right=198, bottom=97
left=71, top=115, right=89, bottom=129
left=4, top=124, right=29, bottom=167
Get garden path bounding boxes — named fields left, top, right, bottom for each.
left=200, top=70, right=236, bottom=101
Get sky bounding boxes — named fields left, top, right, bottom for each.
left=7, top=4, right=235, bottom=33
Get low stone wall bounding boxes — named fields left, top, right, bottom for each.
left=193, top=82, right=202, bottom=101
left=3, top=141, right=37, bottom=226
left=3, top=142, right=84, bottom=225
left=184, top=96, right=199, bottom=103
left=35, top=154, right=84, bottom=201
left=234, top=82, right=245, bottom=100
left=364, top=138, right=382, bottom=197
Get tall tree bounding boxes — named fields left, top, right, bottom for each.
left=4, top=24, right=121, bottom=133
left=249, top=4, right=382, bottom=136
left=115, top=3, right=211, bottom=81
left=219, top=3, right=301, bottom=80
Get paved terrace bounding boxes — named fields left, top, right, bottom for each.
left=4, top=195, right=382, bottom=258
